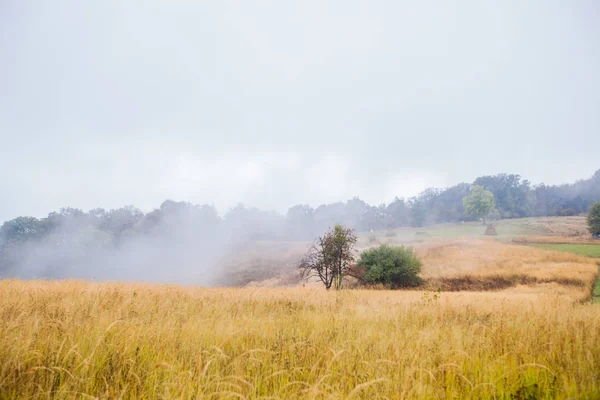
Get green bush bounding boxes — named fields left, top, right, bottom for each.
left=588, top=202, right=600, bottom=236
left=357, top=244, right=422, bottom=288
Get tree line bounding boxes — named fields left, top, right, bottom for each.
left=1, top=169, right=599, bottom=279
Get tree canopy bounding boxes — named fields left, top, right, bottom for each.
left=297, top=225, right=357, bottom=290
left=462, top=186, right=496, bottom=224
left=357, top=245, right=422, bottom=288
left=588, top=202, right=600, bottom=236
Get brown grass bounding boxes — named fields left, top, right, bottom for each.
left=514, top=216, right=589, bottom=237
left=414, top=239, right=598, bottom=300
left=1, top=280, right=600, bottom=399
left=2, top=217, right=600, bottom=398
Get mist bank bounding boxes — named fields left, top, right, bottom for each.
left=1, top=169, right=599, bottom=283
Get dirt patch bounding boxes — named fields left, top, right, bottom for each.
left=422, top=274, right=588, bottom=292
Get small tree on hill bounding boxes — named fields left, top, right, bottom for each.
left=463, top=185, right=496, bottom=225
left=588, top=202, right=600, bottom=237
left=356, top=244, right=422, bottom=288
left=298, top=224, right=357, bottom=290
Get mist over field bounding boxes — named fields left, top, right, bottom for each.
left=3, top=3, right=600, bottom=398
left=1, top=170, right=599, bottom=284
left=1, top=1, right=599, bottom=284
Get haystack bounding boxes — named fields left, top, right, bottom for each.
left=484, top=224, right=498, bottom=236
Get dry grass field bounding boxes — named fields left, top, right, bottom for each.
left=1, top=280, right=600, bottom=399
left=1, top=217, right=600, bottom=399
left=416, top=239, right=598, bottom=298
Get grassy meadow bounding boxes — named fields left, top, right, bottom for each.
left=524, top=243, right=600, bottom=258
left=2, top=280, right=600, bottom=399
left=1, top=216, right=600, bottom=399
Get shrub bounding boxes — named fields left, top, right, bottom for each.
left=357, top=244, right=422, bottom=288
left=588, top=202, right=600, bottom=236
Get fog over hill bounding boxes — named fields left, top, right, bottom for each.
left=1, top=170, right=599, bottom=283
left=2, top=1, right=599, bottom=283
left=2, top=1, right=600, bottom=223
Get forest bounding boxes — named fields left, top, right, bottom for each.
left=1, top=169, right=599, bottom=280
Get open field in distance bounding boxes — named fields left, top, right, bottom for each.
left=524, top=243, right=600, bottom=258
left=2, top=216, right=600, bottom=398
left=361, top=216, right=591, bottom=245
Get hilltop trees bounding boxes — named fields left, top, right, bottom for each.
left=473, top=174, right=532, bottom=218
left=2, top=169, right=600, bottom=279
left=588, top=202, right=600, bottom=237
left=298, top=225, right=358, bottom=290
left=463, top=186, right=496, bottom=225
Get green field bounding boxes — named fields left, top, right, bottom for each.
left=525, top=243, right=600, bottom=258
left=360, top=217, right=568, bottom=245
left=594, top=266, right=600, bottom=304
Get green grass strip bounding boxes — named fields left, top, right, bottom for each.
left=593, top=265, right=600, bottom=304
left=525, top=243, right=600, bottom=258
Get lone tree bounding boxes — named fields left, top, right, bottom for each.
left=463, top=185, right=496, bottom=225
left=298, top=224, right=358, bottom=290
left=588, top=202, right=600, bottom=237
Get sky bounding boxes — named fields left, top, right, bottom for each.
left=1, top=1, right=599, bottom=223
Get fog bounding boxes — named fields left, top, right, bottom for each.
left=0, top=202, right=289, bottom=285
left=2, top=168, right=599, bottom=284
left=1, top=1, right=599, bottom=284
left=1, top=1, right=599, bottom=223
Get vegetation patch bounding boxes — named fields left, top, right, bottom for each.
left=593, top=265, right=600, bottom=304
left=357, top=245, right=422, bottom=288
left=524, top=243, right=600, bottom=258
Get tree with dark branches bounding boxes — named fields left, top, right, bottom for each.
left=298, top=224, right=358, bottom=290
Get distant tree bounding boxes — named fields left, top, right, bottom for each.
left=386, top=197, right=409, bottom=227
left=102, top=206, right=144, bottom=242
left=588, top=202, right=600, bottom=236
left=463, top=185, right=496, bottom=225
left=409, top=197, right=427, bottom=227
left=0, top=217, right=45, bottom=243
left=473, top=174, right=533, bottom=218
left=298, top=224, right=357, bottom=290
left=356, top=244, right=422, bottom=288
left=286, top=204, right=315, bottom=239
left=313, top=202, right=346, bottom=233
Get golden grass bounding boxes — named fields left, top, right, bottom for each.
left=1, top=280, right=600, bottom=399
left=415, top=239, right=598, bottom=299
left=2, top=235, right=600, bottom=399
left=512, top=216, right=590, bottom=237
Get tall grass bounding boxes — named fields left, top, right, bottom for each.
left=1, top=280, right=600, bottom=399
left=415, top=240, right=598, bottom=299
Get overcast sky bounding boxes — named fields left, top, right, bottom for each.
left=1, top=1, right=598, bottom=223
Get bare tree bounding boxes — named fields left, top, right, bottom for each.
left=298, top=224, right=358, bottom=290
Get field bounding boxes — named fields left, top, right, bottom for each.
left=1, top=217, right=600, bottom=399
left=524, top=243, right=600, bottom=258
left=518, top=242, right=600, bottom=305
left=2, top=280, right=600, bottom=399
left=361, top=216, right=590, bottom=245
